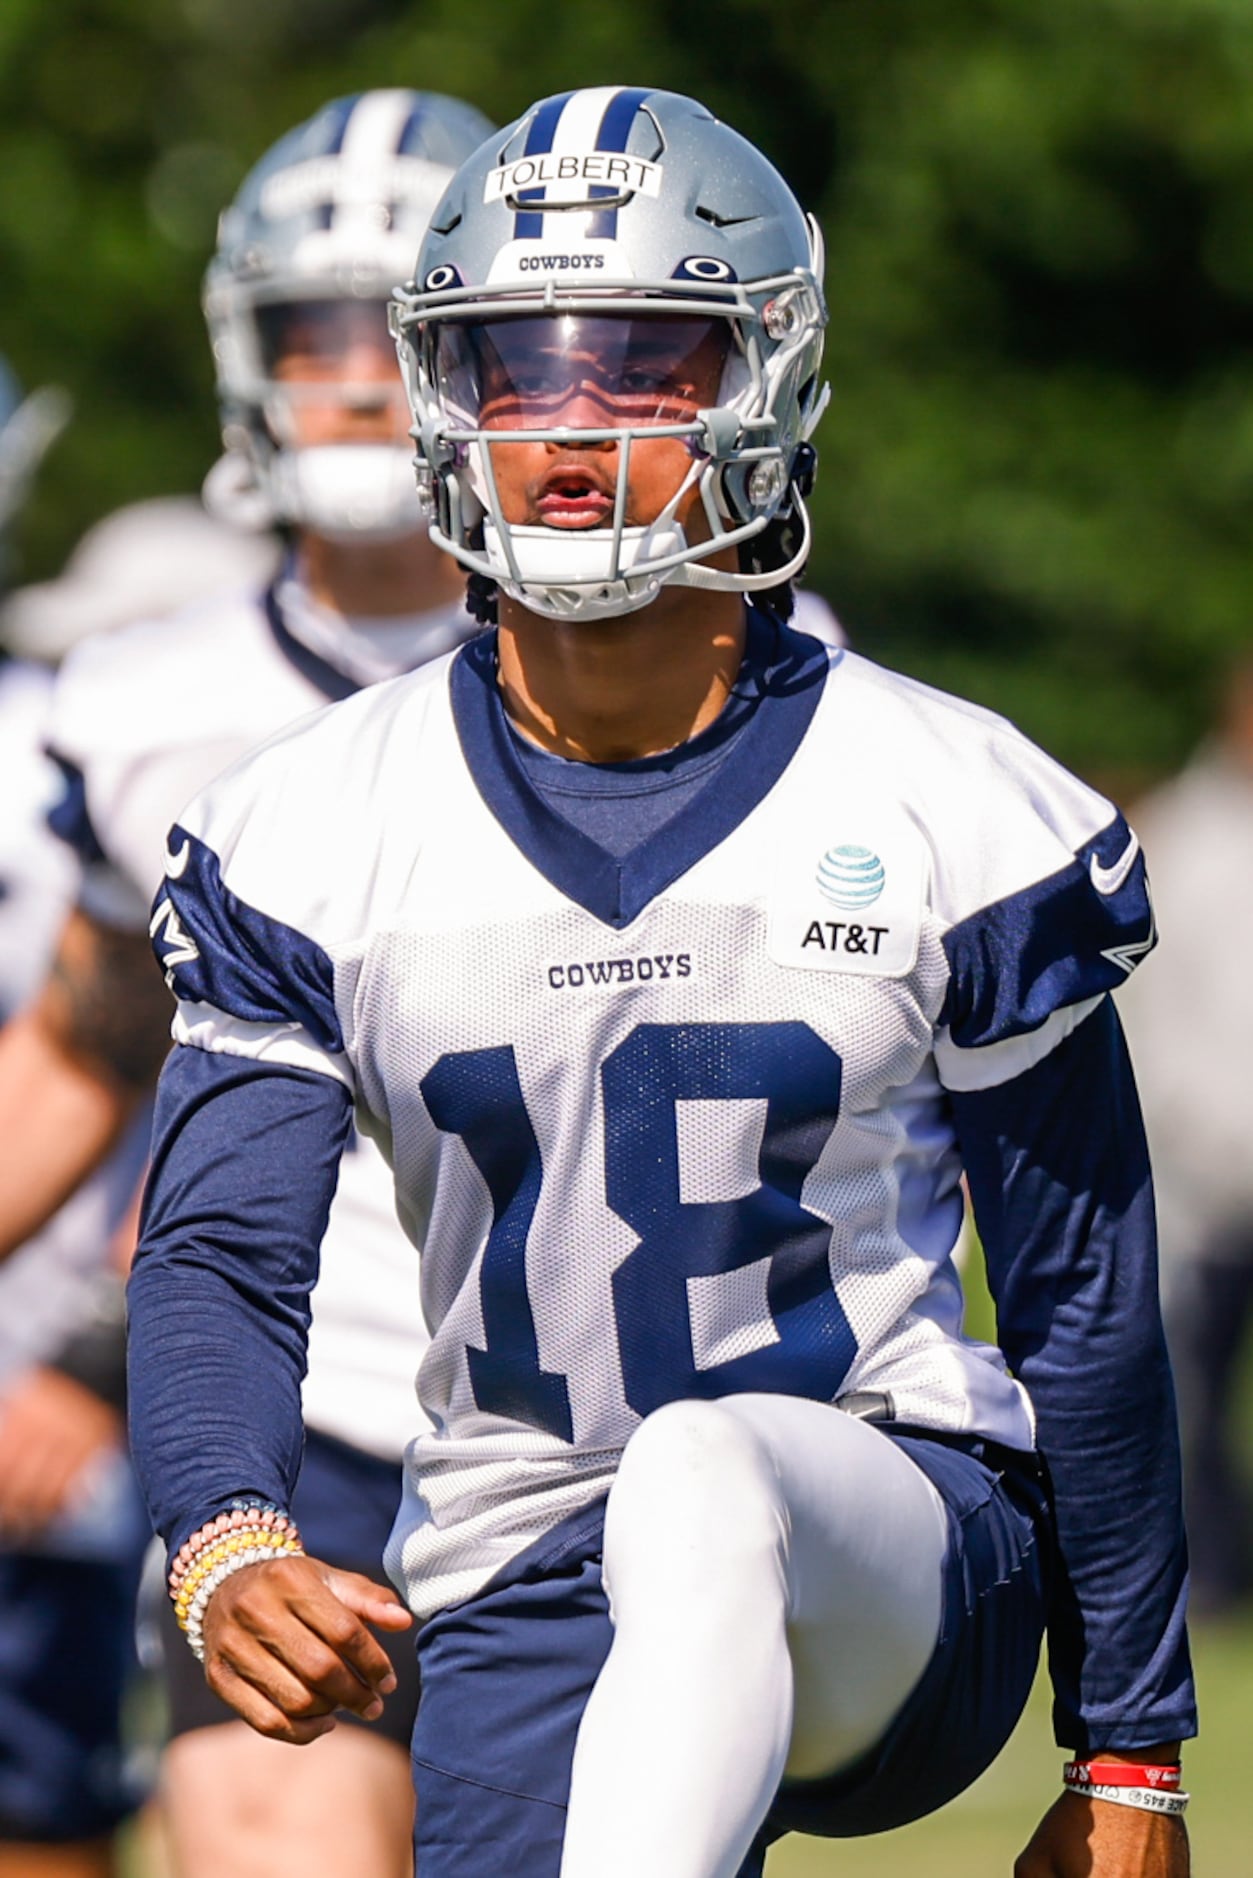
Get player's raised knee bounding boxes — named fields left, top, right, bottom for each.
left=609, top=1398, right=782, bottom=1552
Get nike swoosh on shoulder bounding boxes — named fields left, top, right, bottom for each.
left=164, top=837, right=191, bottom=880
left=1088, top=831, right=1140, bottom=896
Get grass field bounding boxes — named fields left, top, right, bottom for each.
left=120, top=1610, right=1250, bottom=1875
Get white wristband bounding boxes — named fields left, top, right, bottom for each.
left=1066, top=1779, right=1189, bottom=1818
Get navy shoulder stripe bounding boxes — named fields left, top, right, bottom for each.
left=940, top=813, right=1155, bottom=1049
left=151, top=827, right=343, bottom=1054
left=45, top=750, right=108, bottom=868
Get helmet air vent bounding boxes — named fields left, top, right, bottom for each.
left=694, top=204, right=759, bottom=229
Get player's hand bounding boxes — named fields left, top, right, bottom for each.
left=200, top=1551, right=414, bottom=1745
left=1015, top=1789, right=1190, bottom=1876
left=0, top=1365, right=123, bottom=1541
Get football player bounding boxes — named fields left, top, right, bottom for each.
left=0, top=389, right=180, bottom=1878
left=0, top=91, right=492, bottom=1878
left=129, top=88, right=1194, bottom=1877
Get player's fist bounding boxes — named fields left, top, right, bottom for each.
left=200, top=1551, right=413, bottom=1746
left=1015, top=1790, right=1190, bottom=1877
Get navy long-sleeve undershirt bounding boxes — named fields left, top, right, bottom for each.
left=952, top=995, right=1194, bottom=1750
left=127, top=1047, right=352, bottom=1564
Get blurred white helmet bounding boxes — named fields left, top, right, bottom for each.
left=0, top=497, right=281, bottom=663
left=202, top=89, right=494, bottom=542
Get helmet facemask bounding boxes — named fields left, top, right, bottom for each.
left=394, top=250, right=827, bottom=622
left=205, top=289, right=424, bottom=544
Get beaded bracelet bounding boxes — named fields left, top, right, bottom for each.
left=173, top=1526, right=305, bottom=1627
left=168, top=1498, right=304, bottom=1661
left=168, top=1499, right=300, bottom=1598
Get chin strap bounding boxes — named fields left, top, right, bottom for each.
left=674, top=495, right=813, bottom=594
left=438, top=424, right=815, bottom=620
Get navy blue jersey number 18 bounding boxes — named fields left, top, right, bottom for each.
left=605, top=1022, right=852, bottom=1416
left=421, top=1045, right=574, bottom=1440
left=422, top=1020, right=851, bottom=1440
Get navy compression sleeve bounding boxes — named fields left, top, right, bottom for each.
left=127, top=1045, right=353, bottom=1562
left=951, top=995, right=1195, bottom=1752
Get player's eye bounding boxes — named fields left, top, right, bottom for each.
left=510, top=367, right=559, bottom=398
left=621, top=366, right=669, bottom=394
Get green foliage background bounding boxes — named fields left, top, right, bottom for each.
left=5, top=0, right=1253, bottom=786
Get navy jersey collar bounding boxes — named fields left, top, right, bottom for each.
left=263, top=576, right=361, bottom=704
left=450, top=608, right=831, bottom=929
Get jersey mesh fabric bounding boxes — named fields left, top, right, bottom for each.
left=156, top=643, right=1148, bottom=1616
left=352, top=884, right=1024, bottom=1616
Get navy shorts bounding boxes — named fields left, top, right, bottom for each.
left=411, top=1431, right=1053, bottom=1876
left=160, top=1427, right=418, bottom=1752
left=0, top=1548, right=146, bottom=1842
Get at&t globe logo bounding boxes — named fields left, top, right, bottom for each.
left=815, top=845, right=886, bottom=911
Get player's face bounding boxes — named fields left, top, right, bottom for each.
left=258, top=299, right=410, bottom=449
left=434, top=314, right=731, bottom=533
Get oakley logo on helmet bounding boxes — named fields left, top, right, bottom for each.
left=674, top=257, right=738, bottom=283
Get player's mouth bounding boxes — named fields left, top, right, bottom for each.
left=535, top=466, right=615, bottom=529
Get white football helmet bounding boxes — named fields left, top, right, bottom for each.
left=203, top=90, right=494, bottom=542
left=391, top=86, right=829, bottom=621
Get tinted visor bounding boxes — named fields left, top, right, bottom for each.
left=434, top=315, right=733, bottom=431
left=256, top=299, right=394, bottom=376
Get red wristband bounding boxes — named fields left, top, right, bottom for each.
left=1064, top=1760, right=1182, bottom=1791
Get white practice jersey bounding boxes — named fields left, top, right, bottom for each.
left=47, top=577, right=476, bottom=1458
left=790, top=587, right=845, bottom=649
left=154, top=628, right=1155, bottom=1616
left=0, top=658, right=146, bottom=1386
left=0, top=659, right=75, bottom=1008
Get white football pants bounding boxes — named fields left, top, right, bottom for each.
left=559, top=1395, right=950, bottom=1878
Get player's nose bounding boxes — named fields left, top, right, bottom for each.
left=545, top=378, right=619, bottom=441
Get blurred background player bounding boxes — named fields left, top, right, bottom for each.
left=0, top=365, right=273, bottom=1876
left=0, top=355, right=140, bottom=1878
left=0, top=89, right=493, bottom=1878
left=1118, top=654, right=1253, bottom=1617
